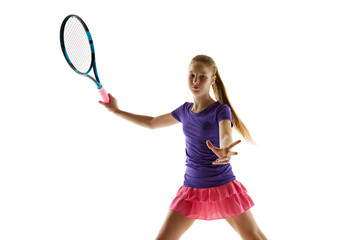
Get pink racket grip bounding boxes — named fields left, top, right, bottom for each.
left=99, top=87, right=110, bottom=103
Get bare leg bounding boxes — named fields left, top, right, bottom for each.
left=156, top=210, right=196, bottom=240
left=225, top=209, right=268, bottom=240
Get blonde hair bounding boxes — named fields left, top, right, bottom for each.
left=190, top=54, right=256, bottom=145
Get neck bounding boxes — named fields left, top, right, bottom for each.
left=192, top=95, right=216, bottom=112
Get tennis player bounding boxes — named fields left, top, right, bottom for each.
left=99, top=55, right=268, bottom=240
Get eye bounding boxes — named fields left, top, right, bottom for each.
left=200, top=75, right=205, bottom=79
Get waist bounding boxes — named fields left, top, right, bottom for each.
left=183, top=164, right=236, bottom=188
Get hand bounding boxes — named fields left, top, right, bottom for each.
left=98, top=93, right=119, bottom=113
left=206, top=139, right=241, bottom=165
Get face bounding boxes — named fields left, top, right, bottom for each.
left=188, top=62, right=216, bottom=96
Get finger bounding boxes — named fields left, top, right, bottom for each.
left=206, top=140, right=213, bottom=149
left=212, top=158, right=220, bottom=164
left=227, top=140, right=241, bottom=150
left=107, top=94, right=112, bottom=101
left=108, top=93, right=116, bottom=100
left=212, top=159, right=230, bottom=165
left=206, top=140, right=219, bottom=150
left=213, top=156, right=230, bottom=164
left=227, top=151, right=238, bottom=156
left=213, top=161, right=229, bottom=165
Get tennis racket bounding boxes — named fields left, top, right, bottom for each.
left=60, top=14, right=110, bottom=103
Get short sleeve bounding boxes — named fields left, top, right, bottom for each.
left=171, top=102, right=187, bottom=123
left=217, top=104, right=234, bottom=128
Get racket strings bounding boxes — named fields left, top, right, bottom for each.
left=63, top=17, right=92, bottom=73
left=66, top=18, right=91, bottom=72
left=66, top=18, right=91, bottom=71
left=69, top=21, right=90, bottom=71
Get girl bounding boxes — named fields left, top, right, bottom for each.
left=99, top=55, right=268, bottom=240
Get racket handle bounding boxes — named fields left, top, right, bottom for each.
left=99, top=87, right=110, bottom=103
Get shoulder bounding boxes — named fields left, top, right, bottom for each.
left=215, top=101, right=231, bottom=112
left=172, top=101, right=191, bottom=116
left=173, top=101, right=190, bottom=109
left=215, top=101, right=233, bottom=127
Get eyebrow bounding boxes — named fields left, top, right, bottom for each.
left=189, top=71, right=207, bottom=74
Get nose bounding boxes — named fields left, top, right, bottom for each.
left=193, top=76, right=200, bottom=85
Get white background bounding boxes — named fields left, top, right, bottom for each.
left=1, top=0, right=359, bottom=239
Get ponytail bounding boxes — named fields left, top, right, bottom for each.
left=191, top=55, right=256, bottom=145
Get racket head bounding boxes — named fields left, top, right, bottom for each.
left=60, top=14, right=95, bottom=75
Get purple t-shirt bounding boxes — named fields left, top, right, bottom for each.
left=171, top=101, right=236, bottom=188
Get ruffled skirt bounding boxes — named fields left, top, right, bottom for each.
left=169, top=179, right=255, bottom=220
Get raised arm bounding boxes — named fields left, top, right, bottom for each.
left=99, top=93, right=179, bottom=130
left=150, top=112, right=179, bottom=130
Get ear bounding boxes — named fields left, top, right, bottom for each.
left=211, top=75, right=216, bottom=85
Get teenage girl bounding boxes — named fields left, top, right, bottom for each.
left=99, top=55, right=268, bottom=240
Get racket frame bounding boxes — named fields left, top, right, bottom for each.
left=60, top=14, right=109, bottom=103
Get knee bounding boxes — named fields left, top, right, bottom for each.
left=155, top=233, right=179, bottom=240
left=155, top=237, right=165, bottom=240
left=246, top=236, right=262, bottom=240
left=245, top=231, right=267, bottom=240
left=155, top=237, right=178, bottom=240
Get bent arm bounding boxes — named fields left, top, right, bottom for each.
left=219, top=119, right=233, bottom=148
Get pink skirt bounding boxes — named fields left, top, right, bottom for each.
left=169, top=179, right=255, bottom=221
